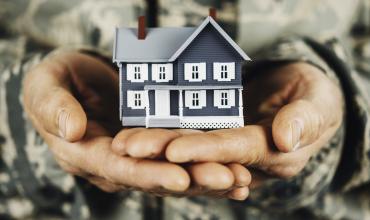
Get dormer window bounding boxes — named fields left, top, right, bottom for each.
left=127, top=64, right=148, bottom=82
left=152, top=64, right=173, bottom=82
left=184, top=63, right=206, bottom=82
left=213, top=62, right=235, bottom=81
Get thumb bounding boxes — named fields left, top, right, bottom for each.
left=37, top=87, right=87, bottom=142
left=24, top=61, right=87, bottom=142
left=272, top=100, right=324, bottom=152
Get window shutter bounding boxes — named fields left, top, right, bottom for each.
left=152, top=64, right=159, bottom=81
left=184, top=64, right=191, bottom=81
left=127, top=90, right=134, bottom=108
left=184, top=91, right=193, bottom=107
left=199, top=90, right=207, bottom=107
left=214, top=90, right=221, bottom=107
left=166, top=64, right=173, bottom=81
left=228, top=63, right=235, bottom=80
left=213, top=63, right=221, bottom=80
left=199, top=63, right=206, bottom=80
left=141, top=64, right=148, bottom=81
left=126, top=64, right=134, bottom=81
left=229, top=90, right=235, bottom=106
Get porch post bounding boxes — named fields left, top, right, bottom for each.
left=179, top=90, right=183, bottom=118
left=238, top=88, right=243, bottom=117
left=145, top=90, right=150, bottom=128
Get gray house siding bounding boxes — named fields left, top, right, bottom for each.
left=176, top=24, right=244, bottom=86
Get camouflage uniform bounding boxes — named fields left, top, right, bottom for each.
left=0, top=0, right=369, bottom=219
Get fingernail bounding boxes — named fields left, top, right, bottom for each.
left=58, top=110, right=67, bottom=138
left=291, top=119, right=303, bottom=151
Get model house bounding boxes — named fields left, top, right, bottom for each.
left=113, top=10, right=250, bottom=129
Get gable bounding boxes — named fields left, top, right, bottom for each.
left=177, top=24, right=244, bottom=62
left=169, top=17, right=250, bottom=62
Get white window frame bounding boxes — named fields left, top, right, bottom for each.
left=152, top=63, right=173, bottom=82
left=127, top=64, right=148, bottom=82
left=184, top=63, right=206, bottom=82
left=213, top=62, right=235, bottom=81
left=127, top=90, right=147, bottom=109
left=185, top=90, right=206, bottom=109
left=214, top=90, right=235, bottom=108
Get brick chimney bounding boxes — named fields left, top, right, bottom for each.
left=209, top=8, right=216, bottom=20
left=138, top=16, right=146, bottom=40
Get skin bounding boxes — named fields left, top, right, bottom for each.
left=22, top=51, right=251, bottom=200
left=112, top=62, right=344, bottom=188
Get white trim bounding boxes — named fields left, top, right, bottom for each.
left=127, top=64, right=148, bottom=82
left=238, top=88, right=243, bottom=118
left=119, top=63, right=123, bottom=120
left=152, top=63, right=173, bottom=82
left=169, top=16, right=251, bottom=62
left=180, top=116, right=243, bottom=129
left=213, top=62, right=235, bottom=81
left=184, top=63, right=206, bottom=82
left=185, top=90, right=206, bottom=109
left=179, top=90, right=183, bottom=118
left=127, top=90, right=147, bottom=109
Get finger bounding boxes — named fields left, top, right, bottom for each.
left=187, top=162, right=234, bottom=190
left=227, top=163, right=251, bottom=187
left=228, top=187, right=249, bottom=201
left=102, top=157, right=190, bottom=192
left=125, top=129, right=181, bottom=158
left=111, top=128, right=146, bottom=156
left=87, top=175, right=124, bottom=193
left=166, top=125, right=271, bottom=165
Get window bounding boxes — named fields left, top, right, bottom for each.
left=214, top=90, right=235, bottom=108
left=127, top=64, right=148, bottom=82
left=127, top=90, right=147, bottom=109
left=192, top=92, right=199, bottom=106
left=192, top=66, right=199, bottom=79
left=221, top=65, right=228, bottom=79
left=134, top=93, right=142, bottom=107
left=185, top=90, right=206, bottom=109
left=159, top=66, right=166, bottom=80
left=213, top=62, right=235, bottom=81
left=134, top=66, right=141, bottom=80
left=184, top=63, right=206, bottom=81
left=152, top=64, right=173, bottom=82
left=221, top=92, right=228, bottom=106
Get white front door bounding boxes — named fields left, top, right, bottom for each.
left=155, top=90, right=170, bottom=117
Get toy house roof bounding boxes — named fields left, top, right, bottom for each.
left=113, top=16, right=250, bottom=63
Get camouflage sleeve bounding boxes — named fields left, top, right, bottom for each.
left=0, top=0, right=145, bottom=51
left=240, top=37, right=345, bottom=212
left=239, top=31, right=370, bottom=218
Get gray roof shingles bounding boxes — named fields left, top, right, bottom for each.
left=113, top=17, right=250, bottom=63
left=113, top=27, right=196, bottom=62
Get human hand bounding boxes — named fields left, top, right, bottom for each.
left=23, top=51, right=251, bottom=199
left=163, top=62, right=344, bottom=186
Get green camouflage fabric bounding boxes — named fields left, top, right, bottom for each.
left=0, top=0, right=369, bottom=219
